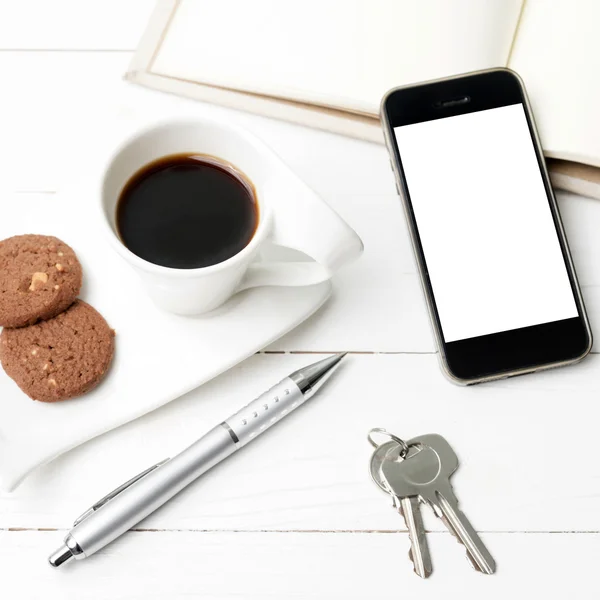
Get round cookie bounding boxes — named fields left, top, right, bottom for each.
left=0, top=234, right=83, bottom=328
left=0, top=300, right=115, bottom=402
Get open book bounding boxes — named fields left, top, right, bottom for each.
left=128, top=0, right=600, bottom=198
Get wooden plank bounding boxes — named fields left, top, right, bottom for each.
left=1, top=353, right=599, bottom=532
left=0, top=54, right=596, bottom=352
left=0, top=48, right=423, bottom=352
left=271, top=187, right=600, bottom=352
left=1, top=186, right=595, bottom=356
left=0, top=530, right=596, bottom=598
left=0, top=52, right=133, bottom=192
left=0, top=52, right=397, bottom=196
left=0, top=0, right=154, bottom=50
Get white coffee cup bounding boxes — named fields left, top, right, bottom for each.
left=99, top=117, right=363, bottom=315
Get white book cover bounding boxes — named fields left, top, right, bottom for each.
left=126, top=0, right=600, bottom=197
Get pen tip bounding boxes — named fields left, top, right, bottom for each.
left=290, top=352, right=348, bottom=396
left=328, top=352, right=348, bottom=367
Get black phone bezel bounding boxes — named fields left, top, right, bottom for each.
left=382, top=69, right=591, bottom=382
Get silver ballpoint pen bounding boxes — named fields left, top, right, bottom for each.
left=48, top=353, right=346, bottom=568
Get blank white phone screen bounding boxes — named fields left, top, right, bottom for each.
left=394, top=104, right=578, bottom=343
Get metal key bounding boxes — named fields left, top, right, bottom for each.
left=382, top=434, right=496, bottom=574
left=369, top=439, right=433, bottom=578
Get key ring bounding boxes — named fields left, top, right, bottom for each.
left=367, top=428, right=409, bottom=458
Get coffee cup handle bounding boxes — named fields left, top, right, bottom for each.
left=236, top=173, right=363, bottom=291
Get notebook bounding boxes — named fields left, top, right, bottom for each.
left=127, top=0, right=600, bottom=199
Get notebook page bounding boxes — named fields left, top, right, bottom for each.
left=509, top=0, right=600, bottom=167
left=150, top=0, right=523, bottom=116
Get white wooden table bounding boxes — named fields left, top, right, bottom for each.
left=1, top=2, right=599, bottom=597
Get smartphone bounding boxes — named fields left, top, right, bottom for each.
left=381, top=69, right=592, bottom=384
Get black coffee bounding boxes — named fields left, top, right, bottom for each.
left=116, top=154, right=258, bottom=269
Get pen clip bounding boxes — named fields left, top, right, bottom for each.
left=73, top=458, right=170, bottom=526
